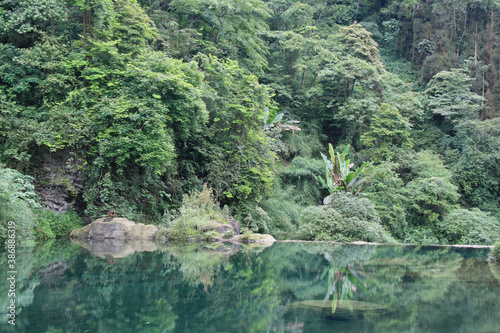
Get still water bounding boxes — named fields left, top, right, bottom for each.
left=1, top=239, right=499, bottom=333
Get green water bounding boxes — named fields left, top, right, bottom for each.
left=1, top=240, right=499, bottom=332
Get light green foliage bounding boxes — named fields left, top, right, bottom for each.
left=336, top=23, right=383, bottom=67
left=33, top=209, right=85, bottom=239
left=298, top=193, right=396, bottom=243
left=297, top=205, right=346, bottom=241
left=166, top=0, right=272, bottom=74
left=156, top=186, right=229, bottom=242
left=0, top=166, right=39, bottom=246
left=320, top=143, right=369, bottom=203
left=360, top=103, right=413, bottom=161
left=425, top=68, right=484, bottom=121
left=438, top=208, right=500, bottom=245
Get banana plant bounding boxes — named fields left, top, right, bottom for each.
left=319, top=143, right=369, bottom=204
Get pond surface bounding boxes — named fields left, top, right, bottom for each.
left=1, top=240, right=499, bottom=333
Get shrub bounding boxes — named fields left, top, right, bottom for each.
left=0, top=166, right=40, bottom=246
left=297, top=206, right=346, bottom=242
left=34, top=209, right=85, bottom=239
left=157, top=186, right=231, bottom=242
left=298, top=193, right=396, bottom=243
left=404, top=227, right=441, bottom=245
left=438, top=208, right=500, bottom=245
left=490, top=242, right=500, bottom=262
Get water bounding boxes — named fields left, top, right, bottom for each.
left=1, top=240, right=499, bottom=332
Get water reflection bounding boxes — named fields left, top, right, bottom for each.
left=0, top=241, right=498, bottom=332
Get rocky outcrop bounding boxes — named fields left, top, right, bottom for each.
left=30, top=149, right=85, bottom=213
left=70, top=217, right=158, bottom=240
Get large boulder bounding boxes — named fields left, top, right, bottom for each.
left=70, top=217, right=158, bottom=240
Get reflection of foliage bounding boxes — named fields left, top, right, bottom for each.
left=163, top=243, right=233, bottom=291
left=323, top=254, right=368, bottom=314
left=3, top=241, right=500, bottom=332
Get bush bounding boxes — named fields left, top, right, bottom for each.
left=34, top=209, right=85, bottom=239
left=298, top=193, right=396, bottom=243
left=156, top=186, right=231, bottom=242
left=438, top=208, right=500, bottom=245
left=490, top=242, right=500, bottom=262
left=0, top=166, right=40, bottom=246
left=404, top=227, right=441, bottom=245
left=297, top=206, right=346, bottom=242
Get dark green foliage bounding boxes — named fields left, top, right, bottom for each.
left=33, top=209, right=85, bottom=239
left=438, top=208, right=500, bottom=245
left=193, top=55, right=276, bottom=205
left=364, top=162, right=407, bottom=238
left=450, top=119, right=500, bottom=217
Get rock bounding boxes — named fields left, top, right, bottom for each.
left=201, top=221, right=235, bottom=234
left=30, top=149, right=85, bottom=213
left=227, top=216, right=240, bottom=235
left=228, top=233, right=276, bottom=245
left=70, top=217, right=159, bottom=240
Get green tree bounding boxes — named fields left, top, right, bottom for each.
left=426, top=68, right=484, bottom=122
left=193, top=54, right=276, bottom=204
left=361, top=103, right=413, bottom=161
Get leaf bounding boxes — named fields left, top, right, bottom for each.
left=152, top=94, right=161, bottom=99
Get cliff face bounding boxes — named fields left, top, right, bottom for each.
left=30, top=150, right=85, bottom=213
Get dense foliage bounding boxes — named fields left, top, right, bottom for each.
left=1, top=0, right=500, bottom=245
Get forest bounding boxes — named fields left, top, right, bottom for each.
left=1, top=0, right=500, bottom=246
